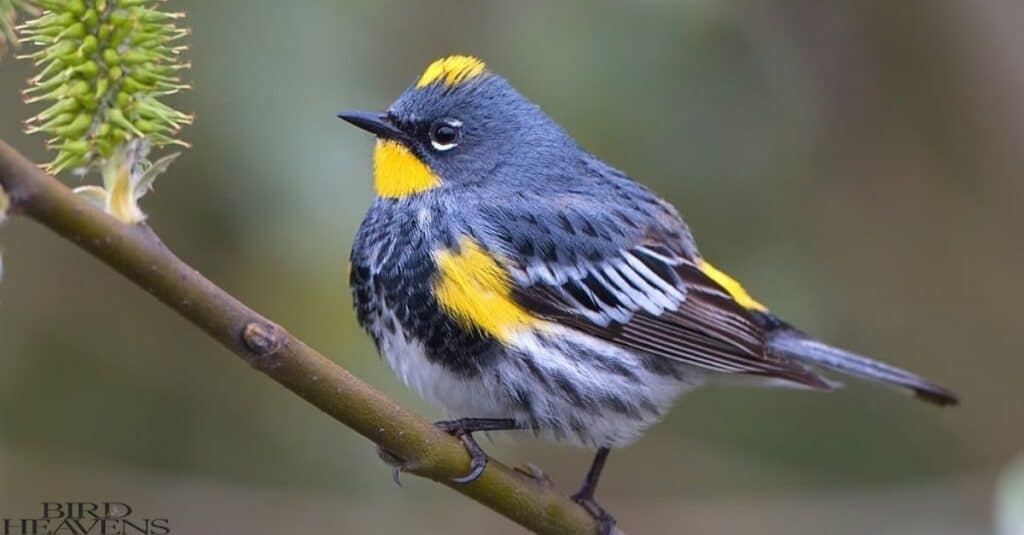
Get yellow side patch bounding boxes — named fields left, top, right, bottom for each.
left=417, top=55, right=487, bottom=88
left=697, top=259, right=768, bottom=312
left=373, top=139, right=441, bottom=198
left=434, top=237, right=538, bottom=342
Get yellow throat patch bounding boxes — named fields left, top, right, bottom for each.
left=697, top=259, right=768, bottom=312
left=373, top=139, right=441, bottom=198
left=433, top=237, right=538, bottom=342
left=417, top=55, right=487, bottom=88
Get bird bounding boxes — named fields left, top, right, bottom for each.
left=338, top=55, right=957, bottom=533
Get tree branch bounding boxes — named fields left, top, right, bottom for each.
left=0, top=139, right=601, bottom=535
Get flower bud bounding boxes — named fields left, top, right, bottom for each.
left=20, top=0, right=190, bottom=175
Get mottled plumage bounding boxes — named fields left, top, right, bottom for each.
left=342, top=55, right=957, bottom=531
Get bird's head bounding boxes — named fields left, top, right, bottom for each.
left=339, top=55, right=573, bottom=199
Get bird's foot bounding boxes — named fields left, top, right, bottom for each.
left=375, top=418, right=517, bottom=486
left=435, top=417, right=516, bottom=484
left=570, top=491, right=616, bottom=535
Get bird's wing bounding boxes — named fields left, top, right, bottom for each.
left=472, top=192, right=832, bottom=389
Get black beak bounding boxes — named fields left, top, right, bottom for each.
left=337, top=110, right=406, bottom=140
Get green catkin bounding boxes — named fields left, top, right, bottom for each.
left=1, top=1, right=39, bottom=56
left=19, top=0, right=191, bottom=174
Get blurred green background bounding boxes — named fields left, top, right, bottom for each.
left=1, top=1, right=1021, bottom=533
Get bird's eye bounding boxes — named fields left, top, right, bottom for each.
left=429, top=120, right=461, bottom=151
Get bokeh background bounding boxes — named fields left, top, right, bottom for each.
left=1, top=1, right=1022, bottom=533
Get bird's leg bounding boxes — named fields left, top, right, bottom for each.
left=571, top=447, right=616, bottom=535
left=435, top=417, right=518, bottom=484
left=376, top=417, right=518, bottom=486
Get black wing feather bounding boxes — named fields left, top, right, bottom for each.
left=512, top=242, right=832, bottom=389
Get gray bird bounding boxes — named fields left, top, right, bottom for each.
left=339, top=55, right=957, bottom=534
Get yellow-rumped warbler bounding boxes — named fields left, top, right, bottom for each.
left=339, top=55, right=957, bottom=532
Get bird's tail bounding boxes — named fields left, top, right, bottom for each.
left=767, top=329, right=959, bottom=406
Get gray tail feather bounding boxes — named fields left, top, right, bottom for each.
left=767, top=330, right=959, bottom=406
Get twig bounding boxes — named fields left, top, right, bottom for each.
left=0, top=139, right=602, bottom=535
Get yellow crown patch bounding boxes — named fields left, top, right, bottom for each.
left=417, top=55, right=487, bottom=88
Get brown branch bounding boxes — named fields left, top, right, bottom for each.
left=0, top=139, right=601, bottom=535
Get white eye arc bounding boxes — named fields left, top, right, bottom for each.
left=430, top=119, right=462, bottom=151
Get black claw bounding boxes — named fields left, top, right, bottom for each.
left=433, top=418, right=517, bottom=484
left=375, top=419, right=517, bottom=487
left=375, top=445, right=407, bottom=487
left=447, top=428, right=489, bottom=484
left=451, top=466, right=485, bottom=485
left=571, top=494, right=616, bottom=535
left=391, top=466, right=403, bottom=487
left=450, top=447, right=487, bottom=483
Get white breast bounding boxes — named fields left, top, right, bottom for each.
left=374, top=311, right=511, bottom=420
